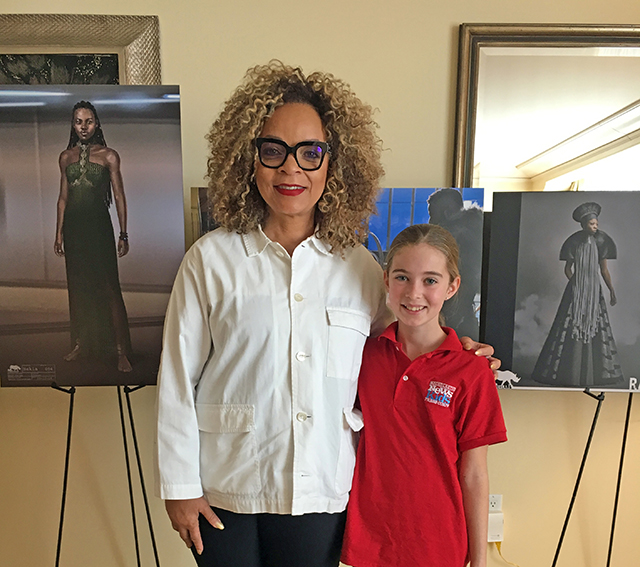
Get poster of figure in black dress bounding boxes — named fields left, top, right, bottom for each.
left=484, top=191, right=640, bottom=392
left=0, top=85, right=184, bottom=387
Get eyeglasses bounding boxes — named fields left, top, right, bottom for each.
left=256, top=138, right=330, bottom=171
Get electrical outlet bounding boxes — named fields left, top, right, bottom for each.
left=488, top=512, right=504, bottom=542
left=489, top=494, right=502, bottom=512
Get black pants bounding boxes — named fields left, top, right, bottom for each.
left=192, top=507, right=346, bottom=567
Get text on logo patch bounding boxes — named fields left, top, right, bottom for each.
left=425, top=381, right=456, bottom=408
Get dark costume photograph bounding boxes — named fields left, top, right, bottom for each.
left=531, top=201, right=623, bottom=387
left=427, top=188, right=483, bottom=341
left=54, top=101, right=132, bottom=373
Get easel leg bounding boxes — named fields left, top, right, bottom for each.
left=606, top=392, right=634, bottom=567
left=125, top=385, right=161, bottom=567
left=52, top=384, right=76, bottom=567
left=551, top=389, right=605, bottom=567
left=117, top=385, right=141, bottom=567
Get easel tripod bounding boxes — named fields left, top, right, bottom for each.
left=52, top=383, right=161, bottom=567
left=551, top=388, right=635, bottom=567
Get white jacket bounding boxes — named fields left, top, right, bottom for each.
left=155, top=228, right=391, bottom=515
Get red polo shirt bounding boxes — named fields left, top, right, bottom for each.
left=341, top=323, right=507, bottom=567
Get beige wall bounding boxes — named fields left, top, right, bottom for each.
left=2, top=1, right=640, bottom=566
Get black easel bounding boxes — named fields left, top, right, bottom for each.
left=52, top=383, right=161, bottom=567
left=606, top=392, right=633, bottom=567
left=551, top=388, right=635, bottom=567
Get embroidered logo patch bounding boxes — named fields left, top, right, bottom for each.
left=425, top=381, right=456, bottom=408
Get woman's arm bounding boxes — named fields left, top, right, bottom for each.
left=459, top=445, right=489, bottom=567
left=599, top=258, right=617, bottom=306
left=106, top=148, right=129, bottom=257
left=54, top=152, right=70, bottom=257
left=564, top=259, right=574, bottom=280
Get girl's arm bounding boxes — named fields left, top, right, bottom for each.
left=459, top=445, right=489, bottom=567
left=599, top=258, right=617, bottom=306
left=54, top=152, right=70, bottom=256
left=106, top=148, right=129, bottom=257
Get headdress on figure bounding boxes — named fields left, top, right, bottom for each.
left=572, top=202, right=601, bottom=223
left=67, top=100, right=107, bottom=149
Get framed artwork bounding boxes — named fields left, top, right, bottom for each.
left=368, top=187, right=485, bottom=340
left=452, top=23, right=640, bottom=191
left=0, top=14, right=160, bottom=85
left=190, top=186, right=219, bottom=245
left=485, top=191, right=640, bottom=392
left=0, top=84, right=184, bottom=387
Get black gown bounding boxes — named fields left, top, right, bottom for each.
left=531, top=229, right=622, bottom=387
left=62, top=148, right=131, bottom=357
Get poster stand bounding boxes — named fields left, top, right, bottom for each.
left=551, top=389, right=635, bottom=567
left=51, top=384, right=160, bottom=567
left=606, top=392, right=634, bottom=567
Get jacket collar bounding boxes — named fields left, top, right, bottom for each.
left=242, top=227, right=332, bottom=257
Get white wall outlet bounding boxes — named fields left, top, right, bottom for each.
left=488, top=511, right=504, bottom=542
left=489, top=493, right=502, bottom=512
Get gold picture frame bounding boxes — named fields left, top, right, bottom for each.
left=0, top=14, right=160, bottom=85
left=452, top=23, right=640, bottom=189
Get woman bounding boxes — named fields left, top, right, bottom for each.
left=155, top=61, right=496, bottom=567
left=54, top=101, right=132, bottom=373
left=531, top=201, right=623, bottom=387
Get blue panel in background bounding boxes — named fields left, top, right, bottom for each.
left=368, top=188, right=485, bottom=254
left=462, top=187, right=484, bottom=209
left=368, top=187, right=389, bottom=252
left=389, top=188, right=413, bottom=244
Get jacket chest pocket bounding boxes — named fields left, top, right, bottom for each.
left=326, top=307, right=371, bottom=380
left=196, top=403, right=261, bottom=496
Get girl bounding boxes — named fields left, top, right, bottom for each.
left=341, top=224, right=507, bottom=567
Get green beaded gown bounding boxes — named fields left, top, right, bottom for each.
left=62, top=146, right=131, bottom=357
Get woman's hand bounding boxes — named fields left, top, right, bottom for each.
left=54, top=235, right=64, bottom=257
left=165, top=497, right=224, bottom=555
left=459, top=337, right=501, bottom=376
left=610, top=290, right=617, bottom=306
left=118, top=237, right=129, bottom=257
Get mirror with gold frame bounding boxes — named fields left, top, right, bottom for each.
left=452, top=24, right=640, bottom=206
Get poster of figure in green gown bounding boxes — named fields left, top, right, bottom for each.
left=0, top=85, right=184, bottom=386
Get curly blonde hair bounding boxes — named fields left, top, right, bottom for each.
left=206, top=60, right=384, bottom=252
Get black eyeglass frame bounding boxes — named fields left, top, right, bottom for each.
left=255, top=137, right=330, bottom=171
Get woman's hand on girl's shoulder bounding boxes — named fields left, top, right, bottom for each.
left=459, top=337, right=501, bottom=376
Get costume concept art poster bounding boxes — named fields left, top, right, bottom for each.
left=367, top=187, right=484, bottom=341
left=0, top=85, right=184, bottom=387
left=485, top=191, right=640, bottom=392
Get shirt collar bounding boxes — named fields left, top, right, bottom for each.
left=241, top=228, right=271, bottom=257
left=241, top=227, right=333, bottom=257
left=379, top=322, right=462, bottom=354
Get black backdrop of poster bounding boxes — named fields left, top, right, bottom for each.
left=0, top=85, right=184, bottom=387
left=485, top=191, right=640, bottom=392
